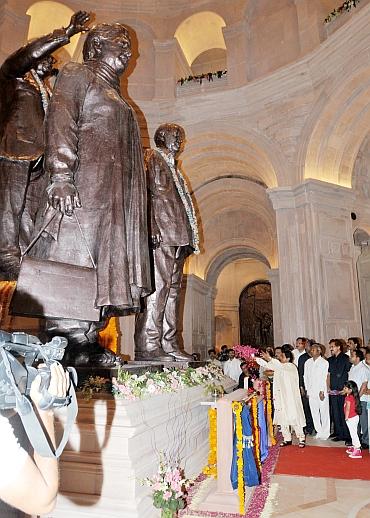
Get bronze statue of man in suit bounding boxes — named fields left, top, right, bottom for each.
left=31, top=23, right=151, bottom=365
left=0, top=11, right=90, bottom=280
left=135, top=123, right=200, bottom=361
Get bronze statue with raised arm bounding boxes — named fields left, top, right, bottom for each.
left=31, top=23, right=151, bottom=366
left=0, top=11, right=90, bottom=280
left=135, top=123, right=200, bottom=361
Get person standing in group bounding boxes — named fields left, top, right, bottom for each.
left=328, top=339, right=351, bottom=444
left=343, top=380, right=362, bottom=459
left=347, top=337, right=362, bottom=355
left=297, top=340, right=315, bottom=435
left=256, top=347, right=306, bottom=448
left=304, top=344, right=330, bottom=440
left=223, top=348, right=241, bottom=383
left=207, top=348, right=222, bottom=368
left=348, top=349, right=370, bottom=449
left=293, top=337, right=306, bottom=366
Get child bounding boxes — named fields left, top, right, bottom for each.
left=343, top=380, right=362, bottom=459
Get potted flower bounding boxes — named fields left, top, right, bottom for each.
left=142, top=454, right=192, bottom=518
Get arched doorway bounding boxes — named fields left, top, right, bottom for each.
left=239, top=280, right=273, bottom=347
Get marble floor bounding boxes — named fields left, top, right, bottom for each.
left=270, top=437, right=370, bottom=518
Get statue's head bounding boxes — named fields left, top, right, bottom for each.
left=34, top=54, right=56, bottom=79
left=154, top=123, right=185, bottom=156
left=83, top=23, right=131, bottom=75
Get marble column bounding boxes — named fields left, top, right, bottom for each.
left=222, top=20, right=249, bottom=87
left=153, top=38, right=177, bottom=100
left=268, top=179, right=362, bottom=344
left=268, top=268, right=282, bottom=346
left=181, top=274, right=216, bottom=358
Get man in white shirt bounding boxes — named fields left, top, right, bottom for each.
left=304, top=343, right=330, bottom=440
left=349, top=349, right=370, bottom=448
left=293, top=337, right=307, bottom=366
left=223, top=348, right=241, bottom=383
left=207, top=348, right=222, bottom=368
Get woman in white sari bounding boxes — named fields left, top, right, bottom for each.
left=256, top=347, right=306, bottom=447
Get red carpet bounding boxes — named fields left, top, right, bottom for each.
left=274, top=445, right=370, bottom=480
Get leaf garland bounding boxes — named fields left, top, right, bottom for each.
left=325, top=0, right=360, bottom=24
left=177, top=70, right=227, bottom=86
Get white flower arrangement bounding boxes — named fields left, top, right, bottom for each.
left=112, top=364, right=225, bottom=401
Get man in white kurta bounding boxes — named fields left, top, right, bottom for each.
left=256, top=349, right=306, bottom=445
left=304, top=344, right=330, bottom=440
left=223, top=349, right=241, bottom=383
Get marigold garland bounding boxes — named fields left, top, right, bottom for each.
left=251, top=397, right=262, bottom=473
left=231, top=401, right=244, bottom=515
left=202, top=407, right=217, bottom=478
left=265, top=380, right=276, bottom=446
left=0, top=281, right=16, bottom=329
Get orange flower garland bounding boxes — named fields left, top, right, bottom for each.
left=251, top=396, right=262, bottom=473
left=232, top=401, right=245, bottom=515
left=265, top=380, right=276, bottom=446
left=0, top=281, right=16, bottom=329
left=203, top=407, right=217, bottom=477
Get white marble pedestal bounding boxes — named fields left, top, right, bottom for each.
left=45, top=380, right=234, bottom=518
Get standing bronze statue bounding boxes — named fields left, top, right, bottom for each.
left=31, top=23, right=151, bottom=365
left=135, top=123, right=200, bottom=361
left=0, top=11, right=90, bottom=280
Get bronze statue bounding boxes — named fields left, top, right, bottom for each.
left=0, top=11, right=90, bottom=280
left=135, top=123, right=200, bottom=361
left=31, top=23, right=151, bottom=365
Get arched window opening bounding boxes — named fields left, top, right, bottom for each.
left=239, top=280, right=273, bottom=347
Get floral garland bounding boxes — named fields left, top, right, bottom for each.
left=29, top=69, right=51, bottom=114
left=251, top=397, right=262, bottom=473
left=265, top=381, right=276, bottom=446
left=324, top=0, right=360, bottom=23
left=157, top=149, right=200, bottom=254
left=177, top=70, right=227, bottom=86
left=232, top=401, right=245, bottom=516
left=112, top=364, right=224, bottom=400
left=0, top=281, right=16, bottom=329
left=203, top=407, right=217, bottom=478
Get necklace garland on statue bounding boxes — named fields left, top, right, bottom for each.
left=157, top=148, right=200, bottom=254
left=25, top=69, right=52, bottom=114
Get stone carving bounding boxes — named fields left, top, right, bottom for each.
left=135, top=123, right=199, bottom=361
left=31, top=23, right=151, bottom=365
left=0, top=11, right=90, bottom=280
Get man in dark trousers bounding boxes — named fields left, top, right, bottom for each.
left=0, top=11, right=90, bottom=280
left=297, top=339, right=315, bottom=435
left=135, top=123, right=200, bottom=361
left=328, top=338, right=351, bottom=444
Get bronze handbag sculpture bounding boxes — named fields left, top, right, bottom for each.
left=11, top=212, right=101, bottom=322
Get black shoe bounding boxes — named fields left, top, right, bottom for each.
left=345, top=440, right=353, bottom=447
left=361, top=443, right=369, bottom=450
left=329, top=433, right=336, bottom=438
left=331, top=437, right=342, bottom=442
left=280, top=440, right=292, bottom=447
left=167, top=350, right=194, bottom=361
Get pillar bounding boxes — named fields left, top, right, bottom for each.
left=153, top=38, right=177, bottom=100
left=268, top=179, right=362, bottom=344
left=268, top=268, right=282, bottom=345
left=222, top=20, right=249, bottom=87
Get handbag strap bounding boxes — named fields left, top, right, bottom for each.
left=22, top=209, right=96, bottom=269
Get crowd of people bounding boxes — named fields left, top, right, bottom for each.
left=208, top=336, right=370, bottom=459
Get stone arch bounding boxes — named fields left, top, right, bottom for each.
left=205, top=246, right=271, bottom=287
left=181, top=127, right=283, bottom=189
left=174, top=11, right=226, bottom=67
left=304, top=63, right=370, bottom=187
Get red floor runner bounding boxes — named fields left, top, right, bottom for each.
left=274, top=445, right=370, bottom=480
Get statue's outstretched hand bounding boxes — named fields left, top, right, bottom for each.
left=47, top=181, right=81, bottom=216
left=66, top=11, right=91, bottom=37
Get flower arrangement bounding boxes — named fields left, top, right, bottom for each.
left=80, top=375, right=110, bottom=401
left=177, top=70, right=227, bottom=86
left=112, top=364, right=224, bottom=401
left=142, top=453, right=192, bottom=518
left=324, top=0, right=360, bottom=23
left=233, top=344, right=259, bottom=375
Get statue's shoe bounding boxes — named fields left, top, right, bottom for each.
left=166, top=350, right=193, bottom=361
left=135, top=349, right=174, bottom=362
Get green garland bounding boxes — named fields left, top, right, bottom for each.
left=325, top=0, right=360, bottom=24
left=177, top=70, right=227, bottom=86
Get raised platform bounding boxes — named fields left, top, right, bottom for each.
left=46, top=376, right=236, bottom=518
